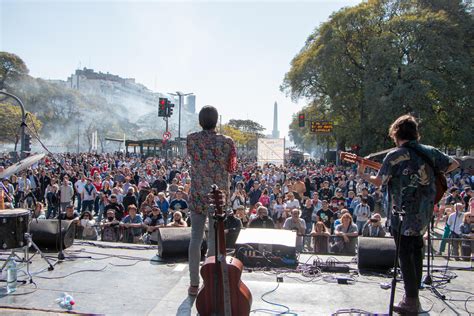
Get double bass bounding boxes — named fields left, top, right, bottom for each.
left=196, top=185, right=252, bottom=316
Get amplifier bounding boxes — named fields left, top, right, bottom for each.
left=235, top=228, right=297, bottom=268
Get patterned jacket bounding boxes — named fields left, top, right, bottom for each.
left=187, top=130, right=237, bottom=214
left=378, top=140, right=453, bottom=236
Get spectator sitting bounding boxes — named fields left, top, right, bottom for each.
left=78, top=210, right=98, bottom=240
left=104, top=194, right=125, bottom=221
left=224, top=210, right=243, bottom=248
left=156, top=192, right=170, bottom=224
left=362, top=214, right=386, bottom=237
left=248, top=206, right=275, bottom=229
left=334, top=209, right=350, bottom=227
left=143, top=206, right=165, bottom=244
left=167, top=210, right=188, bottom=227
left=169, top=189, right=189, bottom=221
left=32, top=202, right=46, bottom=220
left=332, top=213, right=358, bottom=255
left=235, top=205, right=249, bottom=227
left=120, top=205, right=143, bottom=243
left=100, top=209, right=120, bottom=242
left=248, top=202, right=263, bottom=221
left=58, top=204, right=80, bottom=223
left=311, top=221, right=330, bottom=254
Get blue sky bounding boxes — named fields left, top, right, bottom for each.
left=1, top=0, right=361, bottom=138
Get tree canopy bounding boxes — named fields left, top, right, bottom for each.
left=0, top=52, right=29, bottom=90
left=283, top=0, right=474, bottom=155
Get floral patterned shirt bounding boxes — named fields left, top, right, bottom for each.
left=187, top=130, right=237, bottom=214
left=378, top=141, right=453, bottom=236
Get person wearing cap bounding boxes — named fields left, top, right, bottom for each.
left=362, top=213, right=386, bottom=237
left=100, top=209, right=120, bottom=242
left=169, top=189, right=189, bottom=222
left=353, top=197, right=371, bottom=234
left=360, top=187, right=375, bottom=214
left=143, top=206, right=165, bottom=244
left=78, top=210, right=97, bottom=240
left=104, top=194, right=125, bottom=221
left=446, top=187, right=462, bottom=206
left=330, top=188, right=346, bottom=212
left=120, top=205, right=143, bottom=243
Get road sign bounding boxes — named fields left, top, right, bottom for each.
left=163, top=131, right=171, bottom=140
left=310, top=121, right=333, bottom=133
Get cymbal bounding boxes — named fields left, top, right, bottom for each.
left=0, top=153, right=45, bottom=179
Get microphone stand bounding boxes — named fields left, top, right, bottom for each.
left=58, top=211, right=65, bottom=261
left=389, top=207, right=405, bottom=316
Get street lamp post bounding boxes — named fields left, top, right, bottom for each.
left=169, top=91, right=193, bottom=154
left=0, top=90, right=27, bottom=159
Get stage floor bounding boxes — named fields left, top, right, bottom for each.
left=0, top=241, right=472, bottom=315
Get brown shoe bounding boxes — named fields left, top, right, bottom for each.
left=188, top=285, right=199, bottom=296
left=393, top=295, right=418, bottom=314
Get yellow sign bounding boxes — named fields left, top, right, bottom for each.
left=310, top=121, right=333, bottom=133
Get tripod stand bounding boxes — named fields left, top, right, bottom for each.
left=0, top=232, right=55, bottom=285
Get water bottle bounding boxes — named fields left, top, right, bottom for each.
left=6, top=257, right=17, bottom=294
left=56, top=292, right=75, bottom=310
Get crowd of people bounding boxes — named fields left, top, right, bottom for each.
left=0, top=151, right=473, bottom=257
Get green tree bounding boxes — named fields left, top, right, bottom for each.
left=283, top=0, right=474, bottom=154
left=227, top=119, right=266, bottom=150
left=0, top=52, right=29, bottom=90
left=0, top=102, right=42, bottom=144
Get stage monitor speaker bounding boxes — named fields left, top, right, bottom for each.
left=157, top=227, right=207, bottom=259
left=30, top=219, right=76, bottom=251
left=235, top=228, right=297, bottom=268
left=357, top=237, right=396, bottom=272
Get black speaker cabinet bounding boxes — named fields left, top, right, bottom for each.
left=157, top=227, right=207, bottom=258
left=30, top=219, right=76, bottom=251
left=357, top=237, right=396, bottom=272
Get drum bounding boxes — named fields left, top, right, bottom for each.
left=0, top=209, right=30, bottom=249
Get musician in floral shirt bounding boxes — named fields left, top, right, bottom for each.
left=187, top=106, right=237, bottom=296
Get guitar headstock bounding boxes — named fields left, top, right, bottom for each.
left=208, top=185, right=226, bottom=211
left=340, top=151, right=359, bottom=164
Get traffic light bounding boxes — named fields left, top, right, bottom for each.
left=298, top=113, right=305, bottom=127
left=167, top=100, right=175, bottom=117
left=24, top=133, right=32, bottom=152
left=158, top=98, right=167, bottom=117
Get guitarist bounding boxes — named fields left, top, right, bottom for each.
left=186, top=106, right=238, bottom=296
left=357, top=114, right=458, bottom=314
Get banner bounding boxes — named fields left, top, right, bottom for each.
left=257, top=138, right=285, bottom=166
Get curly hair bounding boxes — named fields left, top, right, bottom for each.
left=388, top=114, right=419, bottom=142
